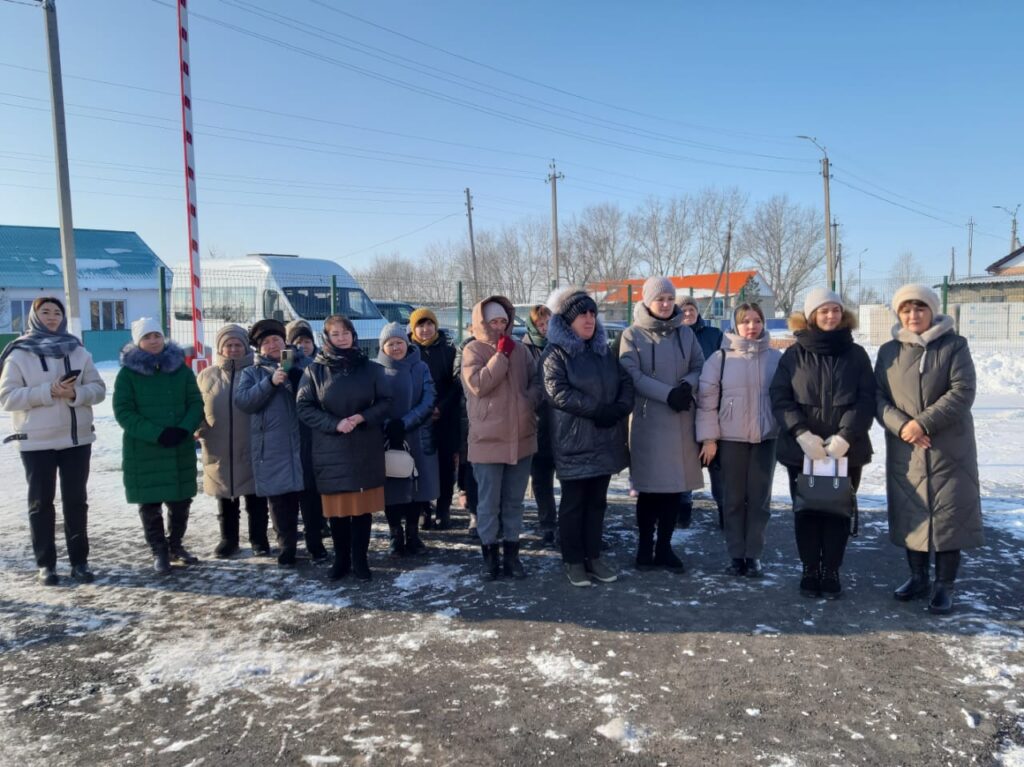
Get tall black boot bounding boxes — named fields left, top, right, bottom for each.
left=677, top=497, right=693, bottom=529
left=653, top=501, right=685, bottom=573
left=634, top=498, right=656, bottom=570
left=215, top=498, right=240, bottom=559
left=300, top=489, right=329, bottom=562
left=894, top=548, right=930, bottom=601
left=168, top=502, right=199, bottom=564
left=502, top=541, right=526, bottom=579
left=246, top=496, right=271, bottom=556
left=405, top=505, right=426, bottom=555
left=350, top=513, right=372, bottom=581
left=139, top=504, right=170, bottom=574
left=929, top=550, right=961, bottom=615
left=385, top=506, right=405, bottom=556
left=480, top=543, right=500, bottom=582
left=328, top=517, right=351, bottom=580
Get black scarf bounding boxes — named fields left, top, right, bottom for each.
left=794, top=326, right=854, bottom=356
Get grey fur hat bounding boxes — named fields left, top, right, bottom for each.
left=546, top=285, right=597, bottom=324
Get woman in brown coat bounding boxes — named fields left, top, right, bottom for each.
left=462, top=296, right=542, bottom=581
left=875, top=283, right=982, bottom=615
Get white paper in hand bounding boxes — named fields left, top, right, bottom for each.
left=802, top=456, right=849, bottom=477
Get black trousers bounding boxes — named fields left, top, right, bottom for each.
left=558, top=475, right=611, bottom=564
left=718, top=440, right=776, bottom=559
left=21, top=445, right=92, bottom=568
left=458, top=460, right=479, bottom=513
left=636, top=491, right=681, bottom=551
left=530, top=453, right=557, bottom=532
left=268, top=492, right=300, bottom=554
left=788, top=465, right=862, bottom=570
left=217, top=495, right=269, bottom=544
left=298, top=487, right=326, bottom=552
left=139, top=499, right=192, bottom=554
left=435, top=444, right=457, bottom=517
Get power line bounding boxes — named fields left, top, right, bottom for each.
left=341, top=212, right=462, bottom=258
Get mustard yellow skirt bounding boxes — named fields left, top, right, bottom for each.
left=321, top=486, right=384, bottom=518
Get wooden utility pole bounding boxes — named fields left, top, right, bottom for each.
left=837, top=242, right=844, bottom=297
left=42, top=0, right=80, bottom=337
left=823, top=158, right=834, bottom=290
left=723, top=222, right=733, bottom=321
left=950, top=247, right=956, bottom=281
left=464, top=188, right=479, bottom=301
left=967, top=217, right=975, bottom=276
left=546, top=160, right=564, bottom=288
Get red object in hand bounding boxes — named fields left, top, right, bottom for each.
left=496, top=335, right=515, bottom=357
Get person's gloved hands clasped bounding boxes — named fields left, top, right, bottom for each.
left=796, top=431, right=828, bottom=461
left=666, top=381, right=692, bottom=412
left=158, top=427, right=190, bottom=448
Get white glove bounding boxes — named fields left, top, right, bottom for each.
left=824, top=434, right=850, bottom=459
left=796, top=431, right=828, bottom=461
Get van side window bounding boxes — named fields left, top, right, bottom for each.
left=263, top=289, right=284, bottom=321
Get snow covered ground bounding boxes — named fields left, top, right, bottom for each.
left=0, top=352, right=1021, bottom=765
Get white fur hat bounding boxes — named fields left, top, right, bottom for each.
left=131, top=316, right=163, bottom=346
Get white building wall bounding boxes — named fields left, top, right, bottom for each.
left=0, top=288, right=161, bottom=332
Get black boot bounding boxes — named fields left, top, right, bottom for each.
left=820, top=567, right=842, bottom=599
left=421, top=502, right=435, bottom=530
left=894, top=548, right=930, bottom=601
left=168, top=502, right=199, bottom=564
left=435, top=498, right=451, bottom=530
left=502, top=541, right=526, bottom=580
left=653, top=504, right=684, bottom=573
left=635, top=501, right=656, bottom=570
left=215, top=500, right=240, bottom=559
left=246, top=499, right=271, bottom=556
left=140, top=504, right=171, bottom=574
left=405, top=506, right=426, bottom=555
left=328, top=517, right=351, bottom=580
left=351, top=513, right=373, bottom=581
left=744, top=558, right=764, bottom=578
left=726, top=558, right=747, bottom=576
left=929, top=550, right=960, bottom=615
left=480, top=543, right=500, bottom=582
left=799, top=563, right=820, bottom=597
left=385, top=506, right=406, bottom=556
left=677, top=498, right=693, bottom=529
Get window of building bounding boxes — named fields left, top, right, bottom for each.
left=711, top=297, right=725, bottom=318
left=9, top=300, right=33, bottom=333
left=90, top=300, right=126, bottom=330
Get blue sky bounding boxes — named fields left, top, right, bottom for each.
left=1, top=0, right=1020, bottom=282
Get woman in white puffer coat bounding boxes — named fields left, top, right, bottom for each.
left=0, top=296, right=106, bottom=585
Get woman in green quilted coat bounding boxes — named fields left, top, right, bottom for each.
left=113, top=318, right=203, bottom=575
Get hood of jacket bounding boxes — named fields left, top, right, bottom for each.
left=471, top=295, right=517, bottom=345
left=720, top=330, right=772, bottom=355
left=632, top=300, right=682, bottom=334
left=376, top=342, right=422, bottom=372
left=545, top=313, right=608, bottom=357
left=892, top=314, right=955, bottom=347
left=120, top=341, right=187, bottom=375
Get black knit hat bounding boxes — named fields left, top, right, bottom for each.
left=249, top=318, right=287, bottom=348
left=560, top=291, right=598, bottom=324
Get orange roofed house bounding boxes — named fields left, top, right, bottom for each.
left=588, top=270, right=776, bottom=324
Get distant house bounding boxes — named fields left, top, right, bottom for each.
left=588, top=270, right=776, bottom=322
left=946, top=244, right=1024, bottom=304
left=0, top=225, right=170, bottom=360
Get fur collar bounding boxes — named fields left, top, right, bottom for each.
left=787, top=310, right=858, bottom=333
left=121, top=342, right=187, bottom=375
left=893, top=314, right=955, bottom=347
left=546, top=314, right=608, bottom=357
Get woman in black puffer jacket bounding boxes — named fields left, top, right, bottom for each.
left=296, top=315, right=391, bottom=581
left=543, top=287, right=634, bottom=587
left=770, top=289, right=875, bottom=599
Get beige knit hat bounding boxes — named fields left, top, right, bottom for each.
left=892, top=283, right=940, bottom=316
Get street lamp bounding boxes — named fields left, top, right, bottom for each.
left=993, top=204, right=1021, bottom=253
left=797, top=136, right=834, bottom=289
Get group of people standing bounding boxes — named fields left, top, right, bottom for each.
left=1, top=277, right=983, bottom=614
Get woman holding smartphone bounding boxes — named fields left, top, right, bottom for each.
left=0, top=296, right=106, bottom=585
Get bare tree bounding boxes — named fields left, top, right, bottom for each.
left=562, top=203, right=637, bottom=286
left=737, top=194, right=823, bottom=316
left=629, top=195, right=694, bottom=277
left=888, top=251, right=925, bottom=288
left=692, top=187, right=747, bottom=275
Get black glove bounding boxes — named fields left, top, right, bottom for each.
left=592, top=404, right=620, bottom=428
left=157, top=427, right=190, bottom=447
left=666, top=382, right=692, bottom=412
left=384, top=419, right=406, bottom=445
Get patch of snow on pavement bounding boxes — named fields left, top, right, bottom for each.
left=595, top=716, right=645, bottom=753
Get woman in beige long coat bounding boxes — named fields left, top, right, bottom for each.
left=196, top=324, right=269, bottom=557
left=462, top=295, right=542, bottom=581
left=875, top=283, right=982, bottom=615
left=619, top=276, right=704, bottom=573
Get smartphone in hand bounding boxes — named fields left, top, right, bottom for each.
left=60, top=369, right=81, bottom=383
left=280, top=349, right=294, bottom=372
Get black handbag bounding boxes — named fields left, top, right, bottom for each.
left=794, top=461, right=859, bottom=536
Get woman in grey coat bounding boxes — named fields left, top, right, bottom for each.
left=377, top=322, right=439, bottom=557
left=619, top=276, right=704, bottom=572
left=235, top=319, right=307, bottom=568
left=196, top=324, right=270, bottom=558
left=875, top=283, right=983, bottom=615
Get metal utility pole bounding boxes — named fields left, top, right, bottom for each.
left=464, top=188, right=479, bottom=301
left=967, top=217, right=975, bottom=276
left=837, top=242, right=844, bottom=297
left=41, top=0, right=80, bottom=337
left=831, top=217, right=839, bottom=277
left=797, top=136, right=834, bottom=290
left=950, top=247, right=956, bottom=281
left=858, top=255, right=864, bottom=305
left=546, top=160, right=564, bottom=288
left=994, top=204, right=1021, bottom=253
